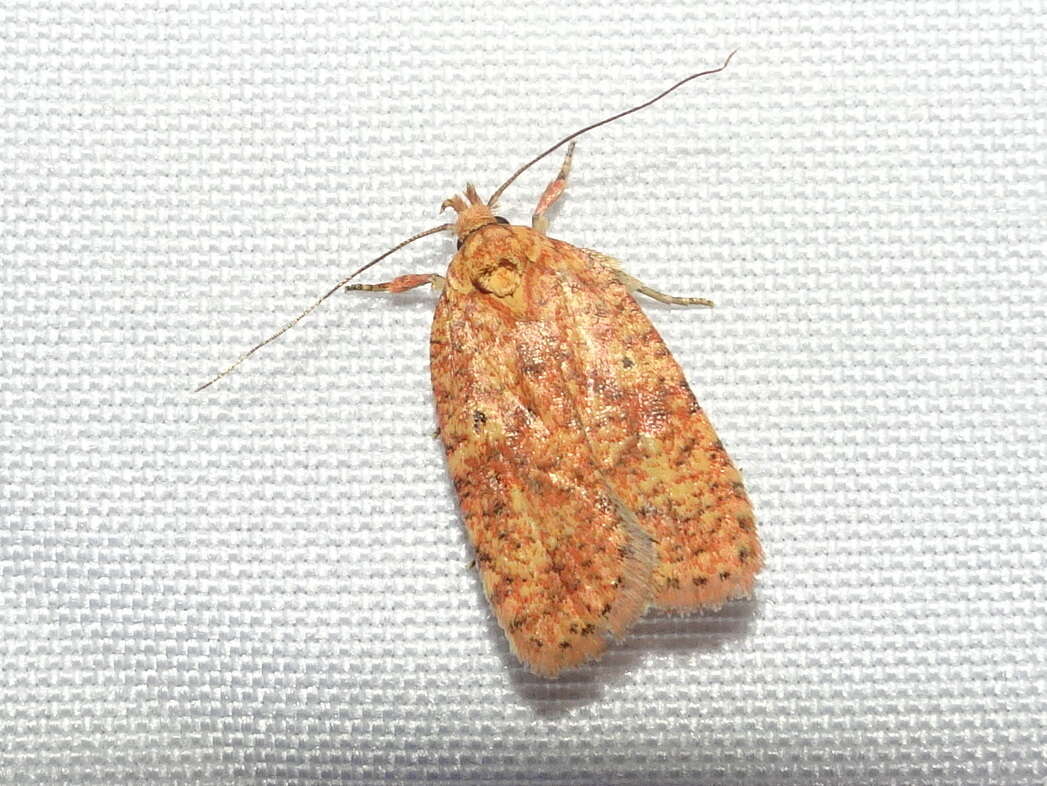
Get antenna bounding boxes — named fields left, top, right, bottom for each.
left=487, top=50, right=736, bottom=207
left=196, top=51, right=737, bottom=391
left=194, top=223, right=452, bottom=392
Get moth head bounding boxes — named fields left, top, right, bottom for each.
left=442, top=183, right=502, bottom=246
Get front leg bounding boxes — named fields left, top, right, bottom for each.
left=531, top=141, right=576, bottom=235
left=346, top=273, right=446, bottom=295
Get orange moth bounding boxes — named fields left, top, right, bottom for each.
left=198, top=52, right=761, bottom=678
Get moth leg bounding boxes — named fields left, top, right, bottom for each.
left=581, top=249, right=714, bottom=307
left=346, top=273, right=446, bottom=295
left=531, top=140, right=576, bottom=235
left=620, top=272, right=714, bottom=307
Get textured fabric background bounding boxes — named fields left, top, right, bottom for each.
left=2, top=2, right=1044, bottom=784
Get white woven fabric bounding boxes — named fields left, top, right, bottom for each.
left=2, top=2, right=1044, bottom=784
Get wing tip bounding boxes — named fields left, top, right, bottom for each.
left=653, top=537, right=764, bottom=611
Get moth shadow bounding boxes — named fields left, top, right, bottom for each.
left=624, top=599, right=759, bottom=659
left=499, top=598, right=761, bottom=717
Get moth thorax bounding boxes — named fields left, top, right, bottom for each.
left=475, top=257, right=522, bottom=297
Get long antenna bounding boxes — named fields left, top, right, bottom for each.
left=487, top=50, right=736, bottom=208
left=197, top=52, right=737, bottom=392
left=194, top=222, right=452, bottom=392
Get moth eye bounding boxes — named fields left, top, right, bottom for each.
left=494, top=216, right=510, bottom=224
left=456, top=237, right=465, bottom=249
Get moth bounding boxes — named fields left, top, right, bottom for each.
left=198, top=52, right=762, bottom=677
